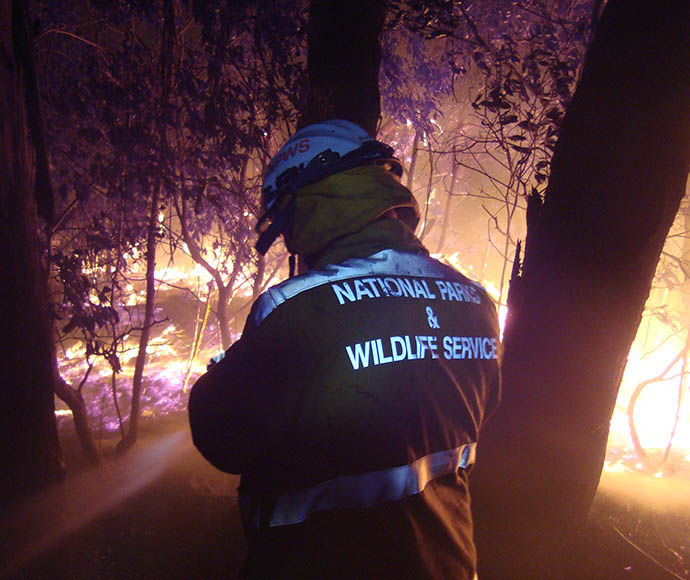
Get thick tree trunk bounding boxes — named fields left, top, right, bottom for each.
left=300, top=0, right=388, bottom=135
left=0, top=0, right=64, bottom=513
left=470, top=1, right=690, bottom=578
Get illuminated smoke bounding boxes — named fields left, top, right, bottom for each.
left=0, top=430, right=188, bottom=577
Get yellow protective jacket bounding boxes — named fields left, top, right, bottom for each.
left=188, top=165, right=501, bottom=579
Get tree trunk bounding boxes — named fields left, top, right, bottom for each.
left=252, top=254, right=266, bottom=301
left=217, top=283, right=232, bottom=349
left=405, top=130, right=420, bottom=191
left=436, top=156, right=458, bottom=253
left=117, top=182, right=160, bottom=454
left=470, top=1, right=690, bottom=577
left=117, top=0, right=175, bottom=453
left=52, top=371, right=102, bottom=466
left=0, top=0, right=64, bottom=512
left=299, top=0, right=388, bottom=135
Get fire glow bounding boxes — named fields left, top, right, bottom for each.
left=438, top=252, right=690, bottom=481
left=607, top=338, right=690, bottom=478
left=55, top=252, right=690, bottom=482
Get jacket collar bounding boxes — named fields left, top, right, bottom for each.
left=307, top=218, right=428, bottom=271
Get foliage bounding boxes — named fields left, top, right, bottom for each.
left=379, top=0, right=593, bottom=303
left=36, top=0, right=170, bottom=361
left=34, top=0, right=596, bottom=425
left=30, top=0, right=689, bottom=473
left=33, top=0, right=306, bottom=444
left=380, top=26, right=455, bottom=135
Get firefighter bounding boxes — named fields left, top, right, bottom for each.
left=188, top=120, right=501, bottom=579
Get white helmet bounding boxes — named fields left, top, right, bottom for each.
left=256, top=120, right=402, bottom=255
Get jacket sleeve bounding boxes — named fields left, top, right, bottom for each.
left=187, top=317, right=306, bottom=474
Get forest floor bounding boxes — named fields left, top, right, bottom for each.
left=1, top=414, right=689, bottom=580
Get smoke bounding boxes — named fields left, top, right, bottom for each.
left=598, top=469, right=690, bottom=513
left=0, top=429, right=189, bottom=577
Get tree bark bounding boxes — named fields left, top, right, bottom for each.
left=52, top=370, right=102, bottom=466
left=116, top=181, right=160, bottom=454
left=299, top=0, right=388, bottom=135
left=0, top=0, right=64, bottom=513
left=470, top=1, right=690, bottom=577
left=436, top=155, right=459, bottom=253
left=216, top=283, right=232, bottom=348
left=117, top=0, right=175, bottom=453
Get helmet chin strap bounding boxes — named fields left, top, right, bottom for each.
left=255, top=189, right=297, bottom=256
left=255, top=212, right=288, bottom=256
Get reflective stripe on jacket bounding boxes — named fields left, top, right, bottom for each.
left=241, top=442, right=476, bottom=530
